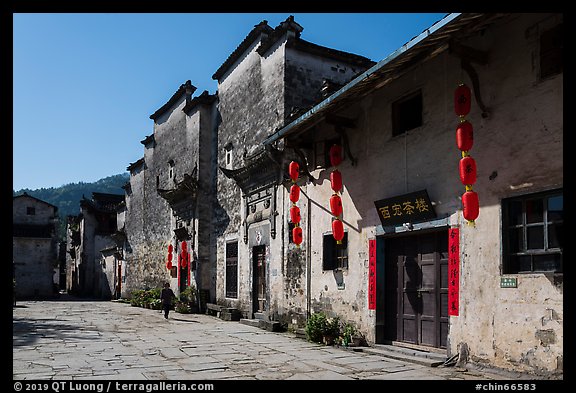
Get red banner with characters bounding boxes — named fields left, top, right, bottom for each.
left=448, top=228, right=460, bottom=316
left=368, top=239, right=376, bottom=310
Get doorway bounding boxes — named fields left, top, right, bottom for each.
left=383, top=230, right=448, bottom=348
left=252, top=245, right=267, bottom=315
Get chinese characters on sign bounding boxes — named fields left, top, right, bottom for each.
left=448, top=228, right=460, bottom=316
left=374, top=190, right=436, bottom=227
left=368, top=239, right=376, bottom=310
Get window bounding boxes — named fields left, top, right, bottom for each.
left=502, top=190, right=563, bottom=273
left=168, top=160, right=175, bottom=180
left=315, top=137, right=341, bottom=169
left=540, top=23, right=562, bottom=80
left=225, top=241, right=238, bottom=298
left=224, top=143, right=233, bottom=169
left=392, top=90, right=422, bottom=136
left=26, top=207, right=36, bottom=215
left=288, top=221, right=295, bottom=243
left=323, top=232, right=348, bottom=270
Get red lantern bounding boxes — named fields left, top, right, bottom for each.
left=181, top=241, right=187, bottom=251
left=168, top=244, right=173, bottom=253
left=289, top=161, right=299, bottom=181
left=290, top=205, right=301, bottom=224
left=462, top=190, right=479, bottom=222
left=454, top=84, right=471, bottom=117
left=459, top=156, right=477, bottom=185
left=329, top=144, right=342, bottom=167
left=332, top=219, right=345, bottom=243
left=166, top=260, right=172, bottom=270
left=330, top=169, right=342, bottom=193
left=292, top=226, right=303, bottom=245
left=456, top=120, right=474, bottom=151
left=329, top=194, right=343, bottom=217
left=289, top=184, right=300, bottom=203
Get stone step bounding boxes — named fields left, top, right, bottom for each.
left=239, top=318, right=283, bottom=332
left=361, top=344, right=450, bottom=367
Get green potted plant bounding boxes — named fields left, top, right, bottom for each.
left=305, top=312, right=328, bottom=344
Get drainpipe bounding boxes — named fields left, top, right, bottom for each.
left=306, top=187, right=311, bottom=318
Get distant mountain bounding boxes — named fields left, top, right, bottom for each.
left=13, top=173, right=130, bottom=241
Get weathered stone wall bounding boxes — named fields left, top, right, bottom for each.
left=13, top=196, right=58, bottom=298
left=13, top=238, right=55, bottom=298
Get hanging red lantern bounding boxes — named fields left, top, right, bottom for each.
left=168, top=244, right=173, bottom=253
left=462, top=190, right=479, bottom=222
left=329, top=194, right=343, bottom=217
left=166, top=260, right=172, bottom=270
left=181, top=241, right=187, bottom=251
left=456, top=120, right=474, bottom=151
left=454, top=84, right=471, bottom=117
left=459, top=156, right=477, bottom=185
left=292, top=226, right=303, bottom=246
left=330, top=169, right=342, bottom=193
left=329, top=144, right=342, bottom=167
left=290, top=205, right=301, bottom=224
left=289, top=161, right=300, bottom=181
left=289, top=184, right=300, bottom=203
left=332, top=219, right=345, bottom=244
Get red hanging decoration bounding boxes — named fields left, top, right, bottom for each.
left=459, top=156, right=477, bottom=185
left=454, top=84, right=471, bottom=117
left=289, top=184, right=300, bottom=203
left=290, top=205, right=301, bottom=224
left=292, top=226, right=303, bottom=245
left=329, top=144, right=342, bottom=167
left=288, top=160, right=303, bottom=246
left=455, top=83, right=479, bottom=225
left=329, top=194, right=343, bottom=217
left=330, top=169, right=342, bottom=193
left=456, top=120, right=474, bottom=151
left=462, top=190, right=479, bottom=222
left=181, top=241, right=187, bottom=251
left=166, top=260, right=172, bottom=270
left=289, top=161, right=300, bottom=182
left=332, top=219, right=344, bottom=244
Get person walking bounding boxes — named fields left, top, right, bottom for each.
left=160, top=282, right=176, bottom=319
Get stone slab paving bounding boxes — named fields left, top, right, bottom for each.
left=12, top=297, right=558, bottom=383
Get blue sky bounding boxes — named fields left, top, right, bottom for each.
left=12, top=13, right=448, bottom=191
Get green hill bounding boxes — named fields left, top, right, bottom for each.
left=13, top=173, right=130, bottom=241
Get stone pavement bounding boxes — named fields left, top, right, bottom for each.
left=12, top=295, right=556, bottom=382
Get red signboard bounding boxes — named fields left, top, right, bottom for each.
left=448, top=228, right=460, bottom=316
left=368, top=239, right=376, bottom=310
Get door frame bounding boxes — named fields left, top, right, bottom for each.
left=377, top=227, right=449, bottom=350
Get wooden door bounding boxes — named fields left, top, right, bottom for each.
left=252, top=245, right=266, bottom=313
left=384, top=230, right=448, bottom=348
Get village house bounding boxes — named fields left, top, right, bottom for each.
left=66, top=192, right=125, bottom=299
left=261, top=13, right=563, bottom=376
left=13, top=193, right=60, bottom=299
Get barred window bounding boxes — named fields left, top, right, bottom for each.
left=502, top=190, right=563, bottom=273
left=225, top=241, right=238, bottom=298
left=323, top=232, right=348, bottom=270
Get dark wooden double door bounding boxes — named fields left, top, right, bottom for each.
left=384, top=230, right=448, bottom=349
